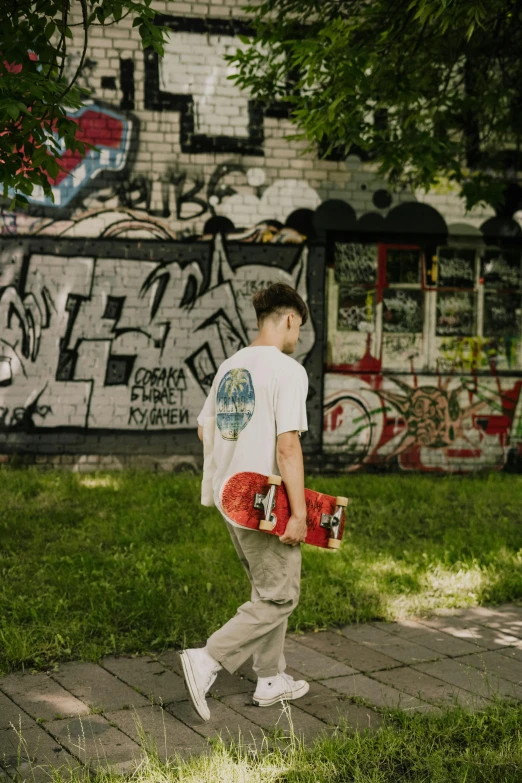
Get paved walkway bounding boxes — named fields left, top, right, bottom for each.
left=2, top=604, right=522, bottom=780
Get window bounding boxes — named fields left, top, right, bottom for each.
left=481, top=249, right=522, bottom=347
left=335, top=243, right=377, bottom=334
left=328, top=242, right=425, bottom=370
left=435, top=248, right=477, bottom=338
left=382, top=248, right=424, bottom=336
left=434, top=246, right=522, bottom=372
left=328, top=240, right=522, bottom=374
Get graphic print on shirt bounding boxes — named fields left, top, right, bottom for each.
left=216, top=368, right=255, bottom=441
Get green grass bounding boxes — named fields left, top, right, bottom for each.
left=1, top=468, right=522, bottom=673
left=8, top=701, right=522, bottom=782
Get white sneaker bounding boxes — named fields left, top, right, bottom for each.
left=252, top=672, right=309, bottom=707
left=179, top=647, right=221, bottom=721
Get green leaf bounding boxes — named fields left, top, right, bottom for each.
left=6, top=104, right=21, bottom=120
left=32, top=146, right=48, bottom=166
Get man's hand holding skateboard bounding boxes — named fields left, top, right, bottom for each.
left=279, top=514, right=307, bottom=545
left=220, top=426, right=349, bottom=549
left=276, top=430, right=307, bottom=546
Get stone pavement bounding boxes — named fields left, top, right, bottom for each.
left=2, top=603, right=522, bottom=780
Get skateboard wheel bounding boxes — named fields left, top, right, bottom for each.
left=267, top=475, right=282, bottom=486
left=259, top=519, right=276, bottom=531
left=335, top=496, right=349, bottom=507
left=327, top=538, right=342, bottom=550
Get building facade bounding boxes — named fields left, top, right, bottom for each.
left=1, top=0, right=522, bottom=473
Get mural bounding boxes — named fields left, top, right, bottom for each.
left=3, top=14, right=458, bottom=244
left=0, top=15, right=324, bottom=239
left=324, top=239, right=522, bottom=472
left=323, top=373, right=522, bottom=472
left=2, top=11, right=522, bottom=473
left=0, top=237, right=314, bottom=432
left=8, top=104, right=133, bottom=210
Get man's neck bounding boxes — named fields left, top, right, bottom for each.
left=249, top=331, right=284, bottom=351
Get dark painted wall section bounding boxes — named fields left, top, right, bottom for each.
left=0, top=237, right=326, bottom=459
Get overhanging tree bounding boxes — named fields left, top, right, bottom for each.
left=228, top=0, right=522, bottom=210
left=0, top=0, right=167, bottom=207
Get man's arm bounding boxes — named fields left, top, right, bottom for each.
left=197, top=425, right=203, bottom=442
left=277, top=431, right=307, bottom=545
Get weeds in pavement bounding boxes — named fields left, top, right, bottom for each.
left=3, top=700, right=522, bottom=782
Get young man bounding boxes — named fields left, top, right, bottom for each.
left=180, top=282, right=310, bottom=721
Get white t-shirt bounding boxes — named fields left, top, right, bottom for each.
left=197, top=346, right=308, bottom=523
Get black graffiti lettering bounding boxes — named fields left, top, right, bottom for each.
left=161, top=170, right=207, bottom=221
left=115, top=176, right=152, bottom=211
left=149, top=407, right=162, bottom=426
left=168, top=367, right=187, bottom=389
left=135, top=387, right=180, bottom=405
left=134, top=368, right=146, bottom=385
left=1, top=241, right=315, bottom=437
left=80, top=161, right=249, bottom=224
left=128, top=407, right=147, bottom=425
left=128, top=406, right=190, bottom=427
left=119, top=58, right=135, bottom=111
left=133, top=366, right=187, bottom=390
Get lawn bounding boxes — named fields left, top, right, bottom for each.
left=1, top=468, right=522, bottom=673
left=11, top=701, right=522, bottom=783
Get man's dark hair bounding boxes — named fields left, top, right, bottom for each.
left=252, top=282, right=308, bottom=326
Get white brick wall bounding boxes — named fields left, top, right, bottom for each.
left=2, top=0, right=500, bottom=237
left=2, top=0, right=520, bottom=475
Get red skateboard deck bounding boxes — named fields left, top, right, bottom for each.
left=220, top=472, right=350, bottom=550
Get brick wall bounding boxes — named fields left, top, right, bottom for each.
left=0, top=237, right=326, bottom=469
left=1, top=0, right=521, bottom=474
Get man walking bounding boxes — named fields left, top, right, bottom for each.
left=180, top=282, right=310, bottom=720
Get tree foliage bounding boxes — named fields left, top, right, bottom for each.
left=228, top=0, right=522, bottom=209
left=0, top=0, right=167, bottom=207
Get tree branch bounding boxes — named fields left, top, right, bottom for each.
left=53, top=0, right=88, bottom=104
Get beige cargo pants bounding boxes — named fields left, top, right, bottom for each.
left=206, top=519, right=302, bottom=678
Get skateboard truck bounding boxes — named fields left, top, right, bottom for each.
left=253, top=474, right=282, bottom=531
left=321, top=496, right=349, bottom=549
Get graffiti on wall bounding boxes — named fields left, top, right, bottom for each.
left=0, top=238, right=314, bottom=431
left=8, top=104, right=133, bottom=210
left=325, top=238, right=522, bottom=471
left=2, top=12, right=521, bottom=244
left=0, top=14, right=440, bottom=242
left=323, top=372, right=522, bottom=472
left=0, top=14, right=323, bottom=239
left=21, top=168, right=320, bottom=240
left=144, top=17, right=265, bottom=156
left=2, top=16, right=522, bottom=473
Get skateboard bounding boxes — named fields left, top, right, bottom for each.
left=220, top=472, right=350, bottom=550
